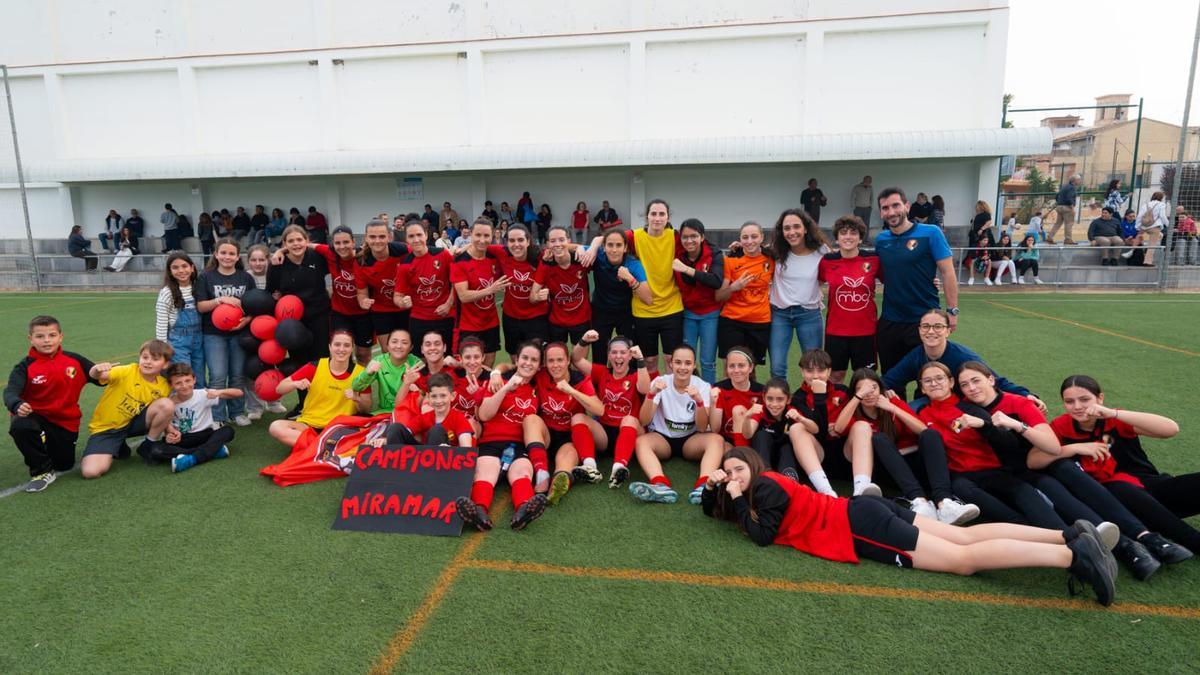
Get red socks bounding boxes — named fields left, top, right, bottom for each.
left=527, top=442, right=549, bottom=475
left=511, top=476, right=534, bottom=508
left=650, top=475, right=672, bottom=487
left=571, top=422, right=595, bottom=461
left=470, top=480, right=495, bottom=513
left=693, top=475, right=708, bottom=490
left=614, top=425, right=637, bottom=466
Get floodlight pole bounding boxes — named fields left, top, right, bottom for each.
left=2, top=64, right=40, bottom=291
left=1164, top=4, right=1200, bottom=287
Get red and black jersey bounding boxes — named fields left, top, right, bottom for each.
left=396, top=248, right=455, bottom=321
left=414, top=364, right=458, bottom=394
left=749, top=407, right=801, bottom=438
left=1050, top=414, right=1150, bottom=486
left=852, top=394, right=919, bottom=448
left=674, top=242, right=722, bottom=315
left=478, top=382, right=539, bottom=444
left=535, top=369, right=595, bottom=431
left=790, top=383, right=850, bottom=441
left=355, top=253, right=405, bottom=314
left=590, top=364, right=640, bottom=427
left=534, top=260, right=591, bottom=327
left=818, top=252, right=881, bottom=337
left=489, top=245, right=546, bottom=320
left=918, top=394, right=999, bottom=473
left=451, top=251, right=503, bottom=331
left=407, top=408, right=475, bottom=446
left=712, top=379, right=764, bottom=442
left=4, top=348, right=99, bottom=432
left=315, top=245, right=365, bottom=316
left=451, top=367, right=491, bottom=419
left=710, top=473, right=856, bottom=563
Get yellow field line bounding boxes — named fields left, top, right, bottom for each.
left=463, top=558, right=1200, bottom=621
left=984, top=300, right=1200, bottom=358
left=367, top=532, right=487, bottom=674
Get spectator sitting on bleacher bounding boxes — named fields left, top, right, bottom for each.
left=232, top=207, right=251, bottom=241
left=249, top=205, right=269, bottom=243
left=198, top=212, right=216, bottom=256
left=126, top=209, right=145, bottom=250
left=1119, top=208, right=1143, bottom=264
left=965, top=201, right=994, bottom=286
left=104, top=227, right=138, bottom=273
left=989, top=233, right=1017, bottom=285
left=1088, top=207, right=1125, bottom=266
left=100, top=210, right=122, bottom=252
left=68, top=225, right=98, bottom=272
left=1176, top=209, right=1197, bottom=266
left=1015, top=234, right=1043, bottom=285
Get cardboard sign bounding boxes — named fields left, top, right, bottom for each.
left=333, top=444, right=477, bottom=536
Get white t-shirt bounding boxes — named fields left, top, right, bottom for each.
left=172, top=389, right=219, bottom=434
left=769, top=246, right=829, bottom=310
left=648, top=375, right=712, bottom=438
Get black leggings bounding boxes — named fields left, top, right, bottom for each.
left=872, top=429, right=954, bottom=503
left=1025, top=459, right=1147, bottom=537
left=1141, top=472, right=1200, bottom=519
left=160, top=426, right=235, bottom=464
left=750, top=427, right=797, bottom=474
left=591, top=309, right=634, bottom=365
left=951, top=468, right=1066, bottom=529
left=1105, top=480, right=1200, bottom=552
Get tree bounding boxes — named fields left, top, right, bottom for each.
left=1161, top=164, right=1200, bottom=215
left=1015, top=166, right=1057, bottom=223
left=1002, top=93, right=1014, bottom=128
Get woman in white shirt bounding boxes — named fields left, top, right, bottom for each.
left=767, top=208, right=829, bottom=380
left=1136, top=191, right=1168, bottom=266
left=627, top=344, right=726, bottom=506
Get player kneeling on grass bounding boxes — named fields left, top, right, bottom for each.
left=703, top=446, right=1120, bottom=606
left=80, top=339, right=176, bottom=480
left=737, top=378, right=804, bottom=482
left=6, top=315, right=103, bottom=492
left=382, top=373, right=475, bottom=447
left=627, top=344, right=725, bottom=505
left=570, top=331, right=650, bottom=489
left=456, top=341, right=548, bottom=531
left=832, top=368, right=980, bottom=525
left=155, top=363, right=239, bottom=473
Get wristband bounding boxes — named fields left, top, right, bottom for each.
left=693, top=399, right=705, bottom=408
left=633, top=359, right=645, bottom=370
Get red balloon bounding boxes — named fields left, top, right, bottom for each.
left=275, top=295, right=304, bottom=321
left=250, top=315, right=278, bottom=341
left=254, top=369, right=285, bottom=402
left=212, top=304, right=244, bottom=332
left=258, top=339, right=287, bottom=365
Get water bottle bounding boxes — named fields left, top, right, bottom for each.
left=500, top=444, right=516, bottom=472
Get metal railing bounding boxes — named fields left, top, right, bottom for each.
left=949, top=245, right=1167, bottom=288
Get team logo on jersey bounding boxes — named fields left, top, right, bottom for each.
left=417, top=275, right=445, bottom=302
left=576, top=269, right=583, bottom=279
left=454, top=391, right=477, bottom=414
left=65, top=367, right=77, bottom=379
left=622, top=380, right=630, bottom=390
left=542, top=396, right=571, bottom=425
left=434, top=259, right=441, bottom=269
left=474, top=275, right=496, bottom=309
left=380, top=278, right=396, bottom=301
left=556, top=283, right=585, bottom=311
left=701, top=263, right=710, bottom=272
left=906, top=239, right=918, bottom=251
left=333, top=270, right=357, bottom=298
left=502, top=396, right=536, bottom=424
left=509, top=269, right=532, bottom=300
left=832, top=395, right=841, bottom=406
left=31, top=374, right=47, bottom=385
left=686, top=400, right=695, bottom=413
left=862, top=261, right=873, bottom=273
left=834, top=276, right=872, bottom=312
left=603, top=388, right=632, bottom=417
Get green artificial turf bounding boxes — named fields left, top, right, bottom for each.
left=0, top=292, right=1197, bottom=673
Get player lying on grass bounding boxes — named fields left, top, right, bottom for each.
left=456, top=341, right=548, bottom=532
left=703, top=446, right=1120, bottom=606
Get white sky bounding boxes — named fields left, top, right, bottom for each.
left=1005, top=0, right=1200, bottom=128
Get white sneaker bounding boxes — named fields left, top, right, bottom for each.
left=1017, top=278, right=1025, bottom=284
left=266, top=401, right=287, bottom=413
left=1034, top=278, right=1044, bottom=285
left=1121, top=249, right=1134, bottom=259
left=967, top=277, right=975, bottom=286
left=233, top=415, right=253, bottom=427
left=246, top=409, right=263, bottom=421
left=910, top=497, right=937, bottom=520
left=856, top=483, right=882, bottom=498
left=937, top=498, right=981, bottom=525
left=994, top=278, right=1004, bottom=286
left=984, top=278, right=993, bottom=286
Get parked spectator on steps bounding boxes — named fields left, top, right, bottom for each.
left=517, top=191, right=535, bottom=224
left=572, top=201, right=589, bottom=244
left=68, top=225, right=98, bottom=272
left=965, top=201, right=995, bottom=286
left=908, top=192, right=934, bottom=224
left=161, top=203, right=181, bottom=252
left=592, top=200, right=621, bottom=237
left=1088, top=207, right=1125, bottom=266
left=1136, top=191, right=1168, bottom=266
left=232, top=206, right=251, bottom=240
left=1015, top=234, right=1042, bottom=284
left=1026, top=209, right=1045, bottom=242
left=1104, top=179, right=1126, bottom=216
left=498, top=201, right=514, bottom=226
left=422, top=204, right=440, bottom=231
left=287, top=207, right=306, bottom=230
left=126, top=209, right=145, bottom=251
left=249, top=205, right=270, bottom=243
left=104, top=227, right=138, bottom=273
left=800, top=178, right=827, bottom=224
left=306, top=206, right=328, bottom=244
left=989, top=233, right=1017, bottom=285
left=197, top=212, right=216, bottom=256
left=536, top=204, right=553, bottom=243
left=1047, top=174, right=1080, bottom=245
left=439, top=202, right=459, bottom=233
left=1175, top=208, right=1197, bottom=266
left=482, top=200, right=499, bottom=225
left=930, top=194, right=946, bottom=229
left=100, top=210, right=123, bottom=252
left=851, top=175, right=874, bottom=233
left=255, top=208, right=286, bottom=246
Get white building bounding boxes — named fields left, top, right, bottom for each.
left=0, top=0, right=1049, bottom=243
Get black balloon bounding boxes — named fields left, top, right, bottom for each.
left=243, top=354, right=266, bottom=379
left=237, top=330, right=260, bottom=353
left=278, top=357, right=303, bottom=377
left=241, top=288, right=275, bottom=317
left=275, top=319, right=312, bottom=351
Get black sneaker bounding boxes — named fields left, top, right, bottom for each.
left=510, top=493, right=548, bottom=531
left=454, top=496, right=492, bottom=532
left=1067, top=532, right=1116, bottom=606
left=1114, top=536, right=1161, bottom=581
left=782, top=467, right=801, bottom=483
left=1138, top=532, right=1195, bottom=565
left=115, top=443, right=132, bottom=460
left=1063, top=520, right=1118, bottom=576
left=285, top=404, right=302, bottom=421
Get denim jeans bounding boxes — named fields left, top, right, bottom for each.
left=768, top=305, right=824, bottom=379
left=203, top=332, right=246, bottom=422
left=169, top=305, right=205, bottom=387
left=683, top=308, right=719, bottom=383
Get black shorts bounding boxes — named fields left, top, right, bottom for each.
left=331, top=312, right=375, bottom=348
left=633, top=311, right=684, bottom=359
left=717, top=316, right=770, bottom=365
left=547, top=427, right=573, bottom=453
left=647, top=430, right=692, bottom=458
left=477, top=440, right=528, bottom=459
left=876, top=319, right=922, bottom=376
left=819, top=436, right=851, bottom=478
left=847, top=495, right=918, bottom=568
left=825, top=334, right=877, bottom=372
left=503, top=314, right=550, bottom=354
left=370, top=310, right=409, bottom=339
left=602, top=423, right=622, bottom=453
left=409, top=317, right=455, bottom=358
left=459, top=325, right=502, bottom=354
left=549, top=321, right=589, bottom=346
